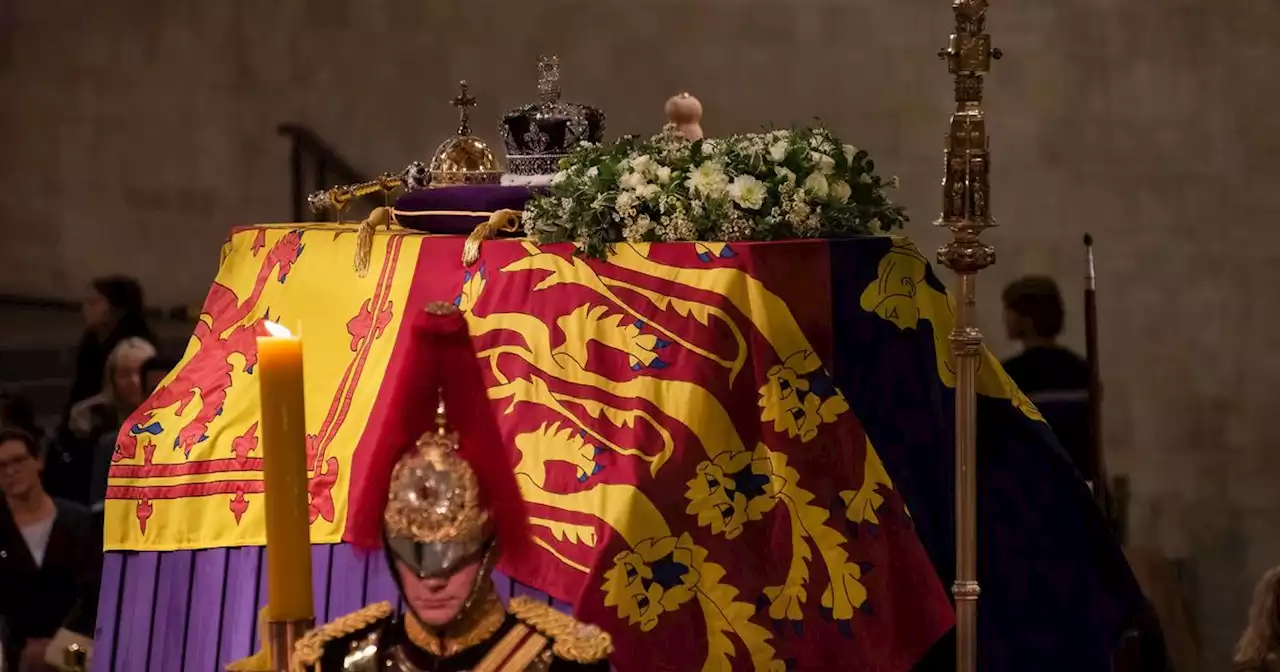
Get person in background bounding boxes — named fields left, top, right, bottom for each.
left=139, top=355, right=177, bottom=397
left=1234, top=565, right=1280, bottom=671
left=48, top=277, right=154, bottom=504
left=66, top=277, right=153, bottom=410
left=68, top=338, right=157, bottom=513
left=0, top=429, right=99, bottom=672
left=1000, top=276, right=1094, bottom=483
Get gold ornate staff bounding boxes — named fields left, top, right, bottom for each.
left=935, top=1, right=1001, bottom=670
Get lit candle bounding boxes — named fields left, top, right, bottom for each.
left=257, top=321, right=314, bottom=623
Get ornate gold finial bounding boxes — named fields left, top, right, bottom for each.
left=537, top=55, right=561, bottom=104
left=933, top=2, right=1003, bottom=672
left=452, top=80, right=478, bottom=136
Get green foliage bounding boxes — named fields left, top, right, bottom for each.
left=524, top=125, right=908, bottom=259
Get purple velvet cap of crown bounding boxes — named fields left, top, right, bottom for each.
left=392, top=185, right=541, bottom=234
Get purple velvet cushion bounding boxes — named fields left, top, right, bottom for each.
left=393, top=185, right=541, bottom=234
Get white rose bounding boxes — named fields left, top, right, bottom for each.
left=803, top=172, right=829, bottom=199
left=830, top=180, right=852, bottom=203
left=655, top=166, right=672, bottom=184
left=775, top=167, right=796, bottom=186
left=586, top=166, right=599, bottom=178
left=809, top=151, right=835, bottom=175
left=632, top=154, right=655, bottom=176
left=843, top=144, right=858, bottom=164
left=686, top=161, right=729, bottom=197
left=551, top=171, right=569, bottom=185
left=728, top=174, right=767, bottom=210
left=616, top=191, right=636, bottom=210
left=620, top=171, right=648, bottom=191
left=769, top=140, right=789, bottom=162
left=638, top=183, right=662, bottom=199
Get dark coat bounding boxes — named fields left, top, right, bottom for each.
left=0, top=498, right=102, bottom=670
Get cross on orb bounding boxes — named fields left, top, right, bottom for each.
left=452, top=80, right=477, bottom=135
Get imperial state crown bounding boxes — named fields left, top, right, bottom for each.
left=500, top=55, right=605, bottom=178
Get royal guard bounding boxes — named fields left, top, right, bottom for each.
left=291, top=302, right=612, bottom=671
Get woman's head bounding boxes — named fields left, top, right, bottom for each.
left=1236, top=565, right=1280, bottom=664
left=85, top=276, right=147, bottom=334
left=0, top=429, right=44, bottom=500
left=106, top=338, right=159, bottom=411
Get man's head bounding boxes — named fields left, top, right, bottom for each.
left=0, top=429, right=44, bottom=500
left=395, top=556, right=485, bottom=626
left=140, top=356, right=176, bottom=396
left=1002, top=276, right=1065, bottom=344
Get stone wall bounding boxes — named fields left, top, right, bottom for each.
left=3, top=0, right=1277, bottom=666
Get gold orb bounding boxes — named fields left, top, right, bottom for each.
left=428, top=134, right=503, bottom=186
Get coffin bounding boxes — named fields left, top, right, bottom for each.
left=92, top=224, right=1139, bottom=672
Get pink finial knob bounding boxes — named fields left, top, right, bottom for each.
left=665, top=92, right=704, bottom=141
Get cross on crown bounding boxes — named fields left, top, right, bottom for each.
left=537, top=55, right=561, bottom=104
left=451, top=80, right=477, bottom=135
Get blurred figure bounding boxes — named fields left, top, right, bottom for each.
left=67, top=338, right=157, bottom=512
left=1001, top=276, right=1094, bottom=482
left=47, top=277, right=154, bottom=504
left=1234, top=565, right=1280, bottom=671
left=66, top=277, right=153, bottom=410
left=0, top=429, right=99, bottom=672
left=139, top=355, right=177, bottom=396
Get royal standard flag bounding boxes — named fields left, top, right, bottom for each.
left=107, top=224, right=1137, bottom=671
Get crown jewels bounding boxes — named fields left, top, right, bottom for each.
left=500, top=56, right=605, bottom=176
left=427, top=80, right=503, bottom=187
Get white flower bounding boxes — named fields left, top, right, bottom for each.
left=843, top=144, right=858, bottom=164
left=775, top=167, right=796, bottom=186
left=586, top=166, right=599, bottom=178
left=637, top=183, right=662, bottom=200
left=623, top=214, right=656, bottom=242
left=769, top=140, right=789, bottom=162
left=619, top=171, right=648, bottom=191
left=551, top=171, right=569, bottom=185
left=655, top=166, right=672, bottom=184
left=830, top=180, right=852, bottom=204
left=728, top=175, right=767, bottom=210
left=858, top=173, right=873, bottom=184
left=702, top=139, right=719, bottom=154
left=809, top=151, right=835, bottom=175
left=632, top=154, right=656, bottom=177
left=616, top=191, right=637, bottom=211
left=888, top=175, right=901, bottom=188
left=686, top=161, right=729, bottom=198
left=803, top=172, right=829, bottom=199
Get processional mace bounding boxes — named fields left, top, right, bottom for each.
left=935, top=1, right=1000, bottom=671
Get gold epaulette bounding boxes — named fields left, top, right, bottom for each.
left=507, top=597, right=613, bottom=664
left=292, top=601, right=394, bottom=672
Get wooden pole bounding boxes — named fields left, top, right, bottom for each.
left=935, top=2, right=1001, bottom=670
left=1083, top=234, right=1113, bottom=527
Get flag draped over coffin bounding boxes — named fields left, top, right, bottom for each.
left=106, top=225, right=1138, bottom=671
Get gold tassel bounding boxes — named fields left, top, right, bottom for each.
left=354, top=206, right=396, bottom=277
left=462, top=209, right=522, bottom=266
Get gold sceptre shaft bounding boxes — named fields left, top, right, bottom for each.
left=935, top=2, right=1001, bottom=671
left=307, top=162, right=430, bottom=221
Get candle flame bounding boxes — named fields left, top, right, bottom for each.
left=263, top=320, right=294, bottom=338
